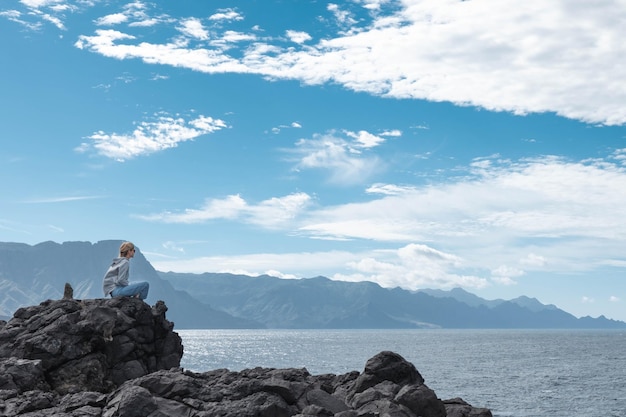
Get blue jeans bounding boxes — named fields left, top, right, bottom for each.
left=110, top=282, right=150, bottom=300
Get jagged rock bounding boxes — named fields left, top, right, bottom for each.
left=0, top=298, right=492, bottom=417
left=63, top=282, right=74, bottom=300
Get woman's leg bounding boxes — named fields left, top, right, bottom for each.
left=111, top=282, right=150, bottom=299
left=134, top=281, right=149, bottom=299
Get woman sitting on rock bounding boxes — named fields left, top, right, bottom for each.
left=102, top=241, right=150, bottom=300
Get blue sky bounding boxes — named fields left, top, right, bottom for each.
left=2, top=0, right=626, bottom=321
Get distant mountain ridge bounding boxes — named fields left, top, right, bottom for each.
left=1, top=241, right=624, bottom=329
left=158, top=271, right=626, bottom=329
left=417, top=287, right=560, bottom=312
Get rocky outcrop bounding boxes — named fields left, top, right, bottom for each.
left=0, top=297, right=492, bottom=417
left=0, top=297, right=182, bottom=395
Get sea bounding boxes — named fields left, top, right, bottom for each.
left=178, top=329, right=626, bottom=417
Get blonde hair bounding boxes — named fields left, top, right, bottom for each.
left=119, top=241, right=135, bottom=257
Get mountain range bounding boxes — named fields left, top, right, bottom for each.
left=1, top=240, right=624, bottom=329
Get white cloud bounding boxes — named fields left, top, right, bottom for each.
left=609, top=296, right=620, bottom=303
left=491, top=265, right=524, bottom=286
left=0, top=10, right=21, bottom=19
left=209, top=8, right=243, bottom=22
left=73, top=0, right=626, bottom=125
left=357, top=0, right=390, bottom=11
left=380, top=129, right=401, bottom=137
left=74, top=29, right=134, bottom=50
left=219, top=30, right=256, bottom=43
left=327, top=3, right=357, bottom=27
left=12, top=0, right=74, bottom=30
left=582, top=296, right=595, bottom=304
left=93, top=2, right=164, bottom=28
left=270, top=122, right=303, bottom=134
left=95, top=13, right=128, bottom=26
left=75, top=29, right=248, bottom=72
left=345, top=130, right=386, bottom=149
left=178, top=18, right=209, bottom=40
left=0, top=10, right=42, bottom=30
left=40, top=12, right=64, bottom=30
left=366, top=183, right=416, bottom=196
left=19, top=0, right=61, bottom=7
left=286, top=30, right=312, bottom=44
left=78, top=113, right=227, bottom=161
left=613, top=148, right=626, bottom=164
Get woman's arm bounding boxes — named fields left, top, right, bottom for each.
left=116, top=259, right=130, bottom=287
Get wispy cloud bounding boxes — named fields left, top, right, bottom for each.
left=288, top=130, right=385, bottom=184
left=0, top=220, right=31, bottom=235
left=582, top=296, right=595, bottom=304
left=10, top=0, right=72, bottom=30
left=0, top=10, right=42, bottom=30
left=270, top=121, right=303, bottom=134
left=94, top=1, right=169, bottom=28
left=77, top=113, right=227, bottom=161
left=23, top=195, right=103, bottom=204
left=366, top=183, right=416, bottom=196
left=138, top=192, right=312, bottom=229
left=47, top=224, right=64, bottom=232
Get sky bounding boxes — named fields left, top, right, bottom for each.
left=2, top=0, right=626, bottom=322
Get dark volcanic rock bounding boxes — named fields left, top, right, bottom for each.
left=0, top=298, right=491, bottom=417
left=0, top=297, right=182, bottom=394
left=97, top=351, right=483, bottom=417
left=444, top=398, right=493, bottom=417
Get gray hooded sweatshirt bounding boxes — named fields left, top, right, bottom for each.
left=102, top=257, right=130, bottom=296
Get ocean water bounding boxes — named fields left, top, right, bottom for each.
left=178, top=329, right=626, bottom=417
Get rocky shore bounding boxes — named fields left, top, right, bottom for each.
left=0, top=296, right=492, bottom=417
